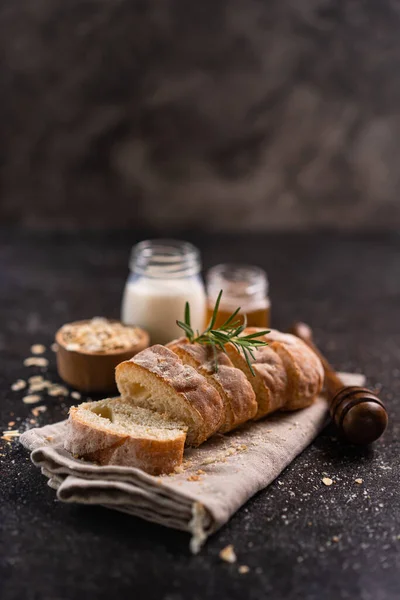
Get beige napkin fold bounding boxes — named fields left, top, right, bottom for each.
left=20, top=372, right=364, bottom=552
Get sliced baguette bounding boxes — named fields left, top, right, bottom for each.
left=244, top=328, right=324, bottom=411
left=167, top=337, right=257, bottom=432
left=225, top=341, right=288, bottom=419
left=260, top=329, right=324, bottom=410
left=65, top=397, right=187, bottom=475
left=116, top=345, right=225, bottom=446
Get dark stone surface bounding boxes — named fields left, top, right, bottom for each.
left=2, top=1, right=400, bottom=230
left=0, top=229, right=399, bottom=600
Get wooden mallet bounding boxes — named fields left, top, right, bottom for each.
left=290, top=322, right=388, bottom=445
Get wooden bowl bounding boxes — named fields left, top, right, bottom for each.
left=55, top=320, right=149, bottom=394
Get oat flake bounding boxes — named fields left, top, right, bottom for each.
left=23, top=394, right=41, bottom=405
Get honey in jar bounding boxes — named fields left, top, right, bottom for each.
left=206, top=264, right=270, bottom=329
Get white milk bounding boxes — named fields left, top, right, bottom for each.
left=121, top=275, right=206, bottom=345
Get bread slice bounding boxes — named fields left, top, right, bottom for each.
left=167, top=338, right=258, bottom=433
left=259, top=329, right=324, bottom=410
left=116, top=345, right=225, bottom=446
left=225, top=341, right=288, bottom=419
left=65, top=397, right=187, bottom=475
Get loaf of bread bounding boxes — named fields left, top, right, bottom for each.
left=65, top=397, right=187, bottom=475
left=116, top=345, right=225, bottom=446
left=66, top=328, right=324, bottom=474
left=167, top=337, right=258, bottom=433
left=232, top=328, right=324, bottom=415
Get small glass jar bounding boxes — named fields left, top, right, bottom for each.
left=206, top=264, right=270, bottom=329
left=121, top=239, right=206, bottom=345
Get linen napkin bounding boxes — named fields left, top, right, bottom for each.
left=20, top=372, right=364, bottom=552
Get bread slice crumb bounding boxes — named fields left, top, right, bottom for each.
left=355, top=478, right=363, bottom=484
left=322, top=477, right=333, bottom=486
left=187, top=474, right=201, bottom=482
left=219, top=544, right=237, bottom=563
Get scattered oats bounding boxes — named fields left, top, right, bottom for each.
left=48, top=385, right=69, bottom=397
left=60, top=318, right=142, bottom=353
left=322, top=477, right=333, bottom=486
left=8, top=421, right=15, bottom=427
left=23, top=394, right=41, bottom=405
left=332, top=536, right=340, bottom=543
left=11, top=380, right=26, bottom=391
left=219, top=545, right=237, bottom=563
left=28, top=381, right=51, bottom=393
left=31, top=344, right=46, bottom=355
left=2, top=430, right=20, bottom=442
left=238, top=565, right=250, bottom=574
left=31, top=405, right=47, bottom=417
left=71, top=391, right=81, bottom=400
left=24, top=357, right=48, bottom=368
left=51, top=343, right=58, bottom=352
left=28, top=375, right=44, bottom=384
left=355, top=478, right=363, bottom=484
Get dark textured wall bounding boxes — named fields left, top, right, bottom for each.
left=1, top=0, right=400, bottom=231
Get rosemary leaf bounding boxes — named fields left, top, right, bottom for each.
left=176, top=289, right=269, bottom=374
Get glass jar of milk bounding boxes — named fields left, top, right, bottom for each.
left=121, top=240, right=206, bottom=345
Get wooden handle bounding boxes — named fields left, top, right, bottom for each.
left=290, top=322, right=388, bottom=445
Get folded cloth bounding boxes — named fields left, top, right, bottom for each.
left=20, top=372, right=364, bottom=552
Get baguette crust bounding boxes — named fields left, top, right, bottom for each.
left=116, top=345, right=224, bottom=446
left=167, top=338, right=257, bottom=432
left=245, top=328, right=324, bottom=410
left=65, top=399, right=186, bottom=475
left=225, top=342, right=287, bottom=419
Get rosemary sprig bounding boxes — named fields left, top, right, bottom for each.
left=176, top=290, right=269, bottom=375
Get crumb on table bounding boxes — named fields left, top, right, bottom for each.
left=219, top=544, right=237, bottom=563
